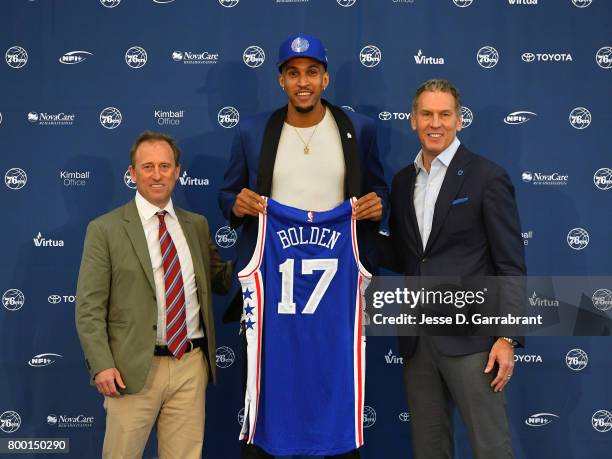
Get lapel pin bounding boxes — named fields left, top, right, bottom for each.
left=457, top=169, right=464, bottom=176
left=346, top=133, right=352, bottom=139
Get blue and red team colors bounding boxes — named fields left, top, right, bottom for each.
left=238, top=198, right=371, bottom=456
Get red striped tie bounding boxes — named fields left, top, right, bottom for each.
left=157, top=211, right=188, bottom=359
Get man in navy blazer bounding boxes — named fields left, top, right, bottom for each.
left=381, top=79, right=526, bottom=459
left=218, top=34, right=388, bottom=458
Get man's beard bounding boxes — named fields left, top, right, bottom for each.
left=294, top=104, right=315, bottom=114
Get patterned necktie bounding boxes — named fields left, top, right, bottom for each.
left=156, top=211, right=188, bottom=359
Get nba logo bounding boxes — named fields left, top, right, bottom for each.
left=307, top=211, right=314, bottom=223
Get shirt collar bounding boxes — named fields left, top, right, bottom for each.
left=413, top=136, right=461, bottom=173
left=135, top=191, right=176, bottom=221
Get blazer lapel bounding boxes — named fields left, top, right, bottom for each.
left=256, top=106, right=287, bottom=196
left=175, top=208, right=208, bottom=284
left=122, top=201, right=156, bottom=293
left=403, top=167, right=424, bottom=255
left=424, top=145, right=472, bottom=254
left=327, top=101, right=361, bottom=199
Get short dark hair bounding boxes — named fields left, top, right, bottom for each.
left=130, top=131, right=181, bottom=166
left=412, top=79, right=462, bottom=116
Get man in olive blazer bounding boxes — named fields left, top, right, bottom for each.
left=76, top=131, right=232, bottom=459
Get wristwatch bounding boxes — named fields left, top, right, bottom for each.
left=499, top=337, right=517, bottom=347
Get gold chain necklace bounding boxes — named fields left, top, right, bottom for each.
left=293, top=107, right=326, bottom=155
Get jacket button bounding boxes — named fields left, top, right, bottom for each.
left=421, top=258, right=428, bottom=263
left=153, top=325, right=157, bottom=331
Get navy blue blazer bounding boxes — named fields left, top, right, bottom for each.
left=218, top=100, right=389, bottom=323
left=380, top=144, right=526, bottom=358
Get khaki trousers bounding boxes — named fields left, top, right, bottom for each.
left=102, top=348, right=208, bottom=459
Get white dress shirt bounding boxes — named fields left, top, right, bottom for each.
left=134, top=191, right=203, bottom=344
left=413, top=136, right=461, bottom=250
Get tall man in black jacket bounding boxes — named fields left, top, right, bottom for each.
left=381, top=79, right=526, bottom=459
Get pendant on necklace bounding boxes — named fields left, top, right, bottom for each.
left=304, top=146, right=310, bottom=155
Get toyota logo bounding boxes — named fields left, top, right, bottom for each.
left=378, top=111, right=392, bottom=121
left=48, top=295, right=62, bottom=304
left=522, top=52, right=536, bottom=63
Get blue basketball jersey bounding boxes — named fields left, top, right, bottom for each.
left=238, top=198, right=371, bottom=456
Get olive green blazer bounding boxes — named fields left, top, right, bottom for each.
left=75, top=200, right=232, bottom=393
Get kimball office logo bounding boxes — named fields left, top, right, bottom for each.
left=521, top=171, right=568, bottom=186
left=414, top=50, right=444, bottom=65
left=28, top=111, right=75, bottom=126
left=155, top=110, right=184, bottom=126
left=504, top=111, right=537, bottom=125
left=59, top=51, right=93, bottom=65
left=33, top=232, right=65, bottom=248
left=5, top=46, right=28, bottom=68
left=60, top=171, right=90, bottom=187
left=525, top=413, right=559, bottom=427
left=125, top=46, right=147, bottom=69
left=243, top=46, right=265, bottom=68
left=28, top=353, right=63, bottom=367
left=172, top=50, right=219, bottom=65
left=522, top=230, right=534, bottom=246
left=529, top=292, right=559, bottom=307
left=360, top=45, right=382, bottom=68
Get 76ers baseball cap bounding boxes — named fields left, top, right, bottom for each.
left=277, top=34, right=328, bottom=71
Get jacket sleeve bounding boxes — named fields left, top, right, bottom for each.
left=482, top=166, right=527, bottom=346
left=218, top=127, right=249, bottom=229
left=75, top=220, right=116, bottom=381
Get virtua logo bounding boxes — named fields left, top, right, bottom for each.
left=28, top=353, right=63, bottom=367
left=508, top=0, right=538, bottom=4
left=33, top=232, right=64, bottom=247
left=528, top=292, right=559, bottom=307
left=414, top=50, right=444, bottom=65
left=525, top=413, right=559, bottom=427
left=384, top=349, right=403, bottom=364
left=179, top=171, right=209, bottom=186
